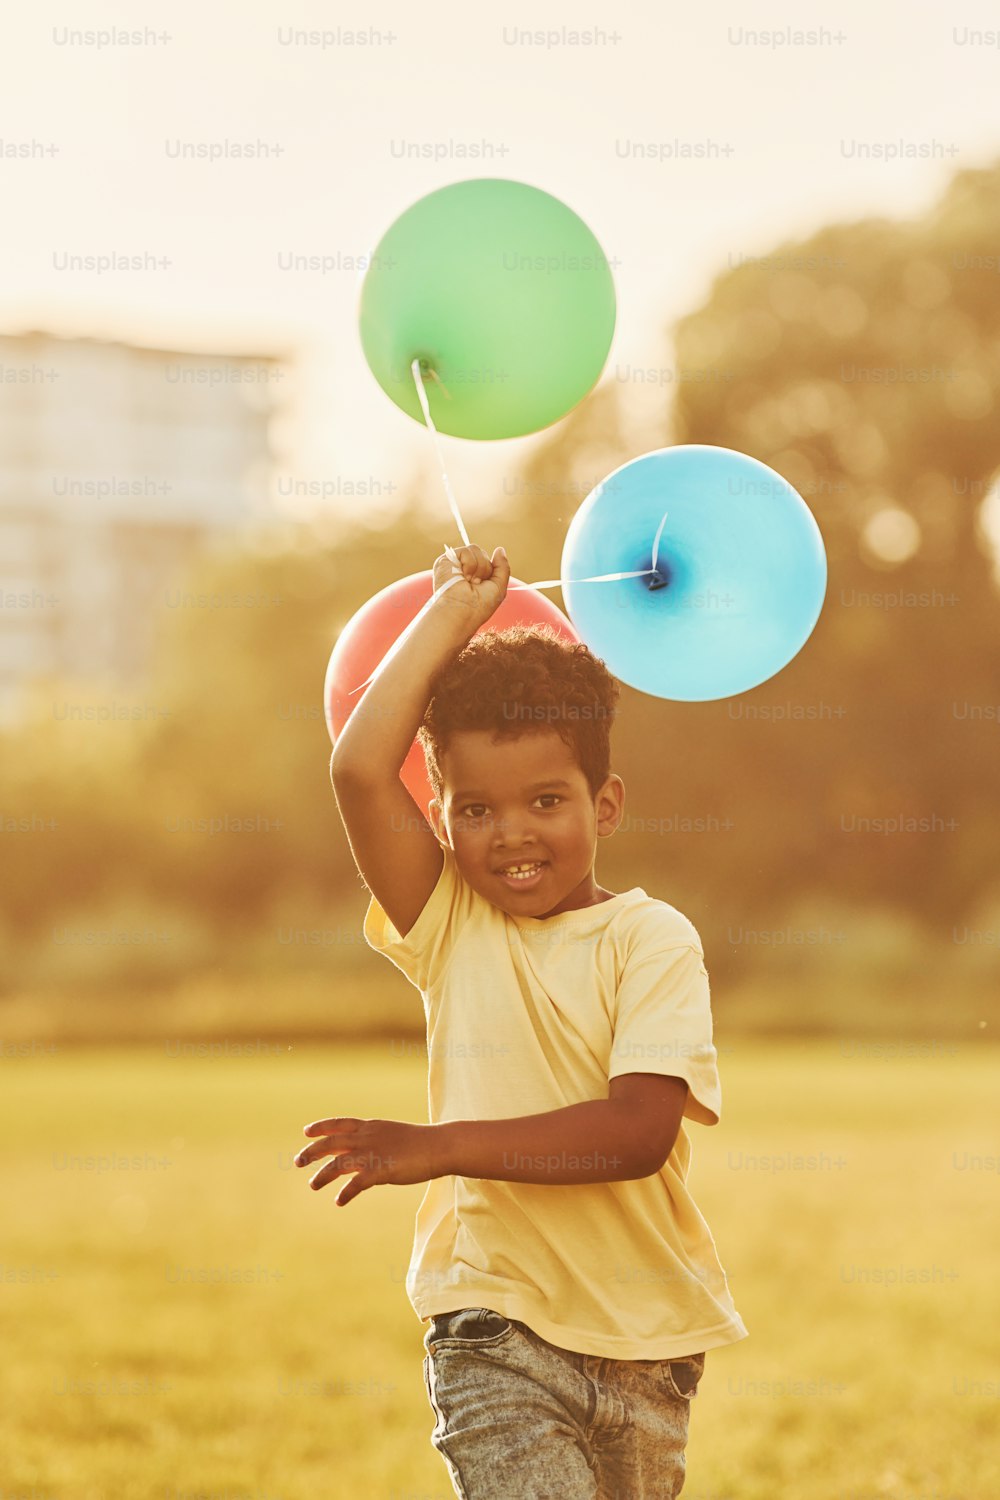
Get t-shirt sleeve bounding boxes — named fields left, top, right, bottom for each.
left=362, top=844, right=472, bottom=993
left=608, top=916, right=722, bottom=1126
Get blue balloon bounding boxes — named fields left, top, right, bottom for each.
left=560, top=445, right=828, bottom=701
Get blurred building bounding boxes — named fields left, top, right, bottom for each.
left=0, top=331, right=288, bottom=721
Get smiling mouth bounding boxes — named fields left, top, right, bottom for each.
left=496, top=861, right=548, bottom=887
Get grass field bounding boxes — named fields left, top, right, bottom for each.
left=1, top=1036, right=996, bottom=1499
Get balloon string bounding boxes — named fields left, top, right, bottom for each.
left=410, top=358, right=666, bottom=596
left=651, top=508, right=668, bottom=576
left=507, top=570, right=653, bottom=589
left=411, top=359, right=471, bottom=549
left=344, top=365, right=668, bottom=696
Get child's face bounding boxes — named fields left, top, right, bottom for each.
left=428, top=727, right=624, bottom=918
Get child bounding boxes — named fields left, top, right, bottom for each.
left=298, top=542, right=748, bottom=1499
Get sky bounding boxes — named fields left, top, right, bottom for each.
left=3, top=0, right=1000, bottom=536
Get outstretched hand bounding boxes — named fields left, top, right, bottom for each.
left=294, top=1115, right=450, bottom=1206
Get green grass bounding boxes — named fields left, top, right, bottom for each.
left=1, top=1037, right=996, bottom=1498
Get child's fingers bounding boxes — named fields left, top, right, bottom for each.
left=439, top=543, right=509, bottom=587
left=444, top=543, right=498, bottom=579
left=443, top=544, right=483, bottom=576
left=487, top=547, right=510, bottom=591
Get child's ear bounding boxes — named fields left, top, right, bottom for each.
left=427, top=798, right=449, bottom=848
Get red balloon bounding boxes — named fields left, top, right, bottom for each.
left=324, top=571, right=581, bottom=821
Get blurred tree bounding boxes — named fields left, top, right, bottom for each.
left=664, top=163, right=1000, bottom=930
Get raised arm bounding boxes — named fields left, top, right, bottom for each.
left=330, top=544, right=509, bottom=937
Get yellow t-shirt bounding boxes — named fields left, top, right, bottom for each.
left=363, top=845, right=749, bottom=1361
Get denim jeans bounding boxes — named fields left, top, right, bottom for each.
left=421, top=1306, right=706, bottom=1499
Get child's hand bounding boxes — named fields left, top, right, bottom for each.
left=294, top=1115, right=450, bottom=1206
left=432, top=543, right=510, bottom=627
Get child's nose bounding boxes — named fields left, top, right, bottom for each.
left=496, top=825, right=536, bottom=848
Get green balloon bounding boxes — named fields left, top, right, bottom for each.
left=358, top=178, right=617, bottom=440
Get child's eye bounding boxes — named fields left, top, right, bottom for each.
left=459, top=795, right=561, bottom=817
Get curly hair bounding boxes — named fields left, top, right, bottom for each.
left=417, top=624, right=622, bottom=809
